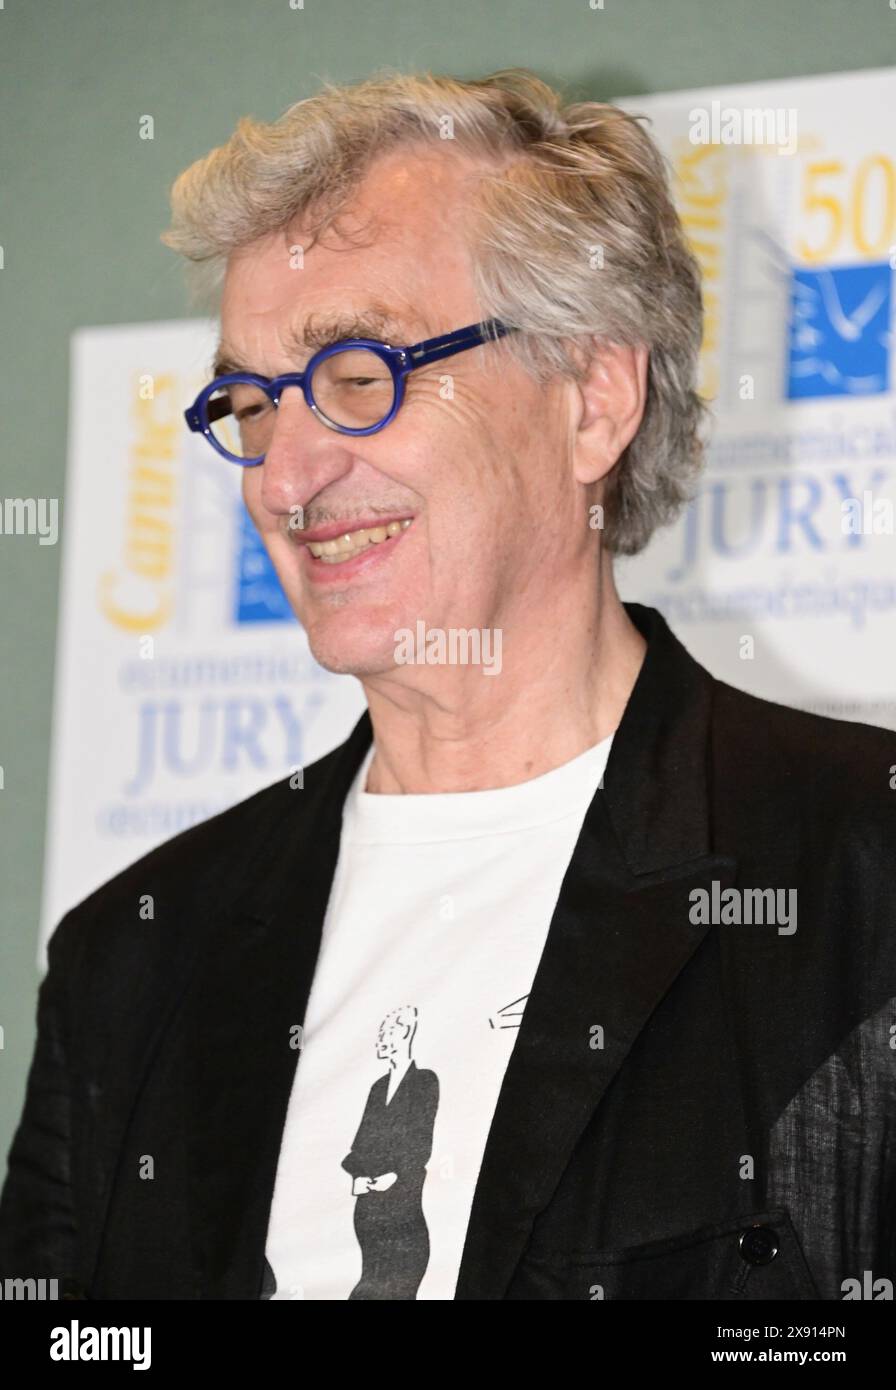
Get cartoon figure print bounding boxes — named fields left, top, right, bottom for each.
left=341, top=1005, right=439, bottom=1299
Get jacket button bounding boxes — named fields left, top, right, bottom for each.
left=739, top=1224, right=779, bottom=1265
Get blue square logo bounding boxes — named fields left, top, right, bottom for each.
left=786, top=261, right=892, bottom=400
left=233, top=502, right=295, bottom=624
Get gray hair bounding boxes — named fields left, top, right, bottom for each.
left=162, top=68, right=709, bottom=554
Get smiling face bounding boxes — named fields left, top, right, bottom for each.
left=220, top=144, right=582, bottom=678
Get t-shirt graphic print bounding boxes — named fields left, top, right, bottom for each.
left=340, top=1006, right=439, bottom=1299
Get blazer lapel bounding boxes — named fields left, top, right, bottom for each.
left=455, top=604, right=737, bottom=1298
left=184, top=710, right=373, bottom=1299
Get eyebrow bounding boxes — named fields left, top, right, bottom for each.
left=212, top=307, right=424, bottom=379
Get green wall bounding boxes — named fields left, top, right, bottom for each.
left=1, top=0, right=894, bottom=1176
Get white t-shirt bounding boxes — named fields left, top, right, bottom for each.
left=263, top=730, right=615, bottom=1300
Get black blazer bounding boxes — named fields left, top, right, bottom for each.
left=2, top=603, right=894, bottom=1300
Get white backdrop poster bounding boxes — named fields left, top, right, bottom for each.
left=618, top=67, right=896, bottom=726
left=40, top=321, right=365, bottom=961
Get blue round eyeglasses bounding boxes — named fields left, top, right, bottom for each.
left=184, top=318, right=517, bottom=465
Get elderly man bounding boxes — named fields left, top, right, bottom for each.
left=1, top=69, right=894, bottom=1303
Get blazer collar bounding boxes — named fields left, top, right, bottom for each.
left=601, top=601, right=715, bottom=875
left=224, top=598, right=713, bottom=910
left=179, top=602, right=734, bottom=1298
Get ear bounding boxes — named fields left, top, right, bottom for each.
left=571, top=340, right=649, bottom=486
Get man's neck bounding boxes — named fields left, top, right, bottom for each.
left=360, top=579, right=646, bottom=795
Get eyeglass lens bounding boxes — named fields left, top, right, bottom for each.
left=205, top=347, right=397, bottom=457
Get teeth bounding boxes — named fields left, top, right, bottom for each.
left=307, top=518, right=411, bottom=562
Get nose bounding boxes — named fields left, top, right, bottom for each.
left=258, top=384, right=354, bottom=514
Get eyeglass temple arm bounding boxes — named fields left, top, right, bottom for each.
left=405, top=319, right=515, bottom=368
left=205, top=395, right=232, bottom=425
left=185, top=401, right=226, bottom=431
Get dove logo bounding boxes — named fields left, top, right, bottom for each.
left=786, top=262, right=892, bottom=400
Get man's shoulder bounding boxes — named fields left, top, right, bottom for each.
left=711, top=675, right=896, bottom=817
left=76, top=772, right=290, bottom=911
left=46, top=732, right=357, bottom=970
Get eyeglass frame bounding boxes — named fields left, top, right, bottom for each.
left=184, top=317, right=518, bottom=465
